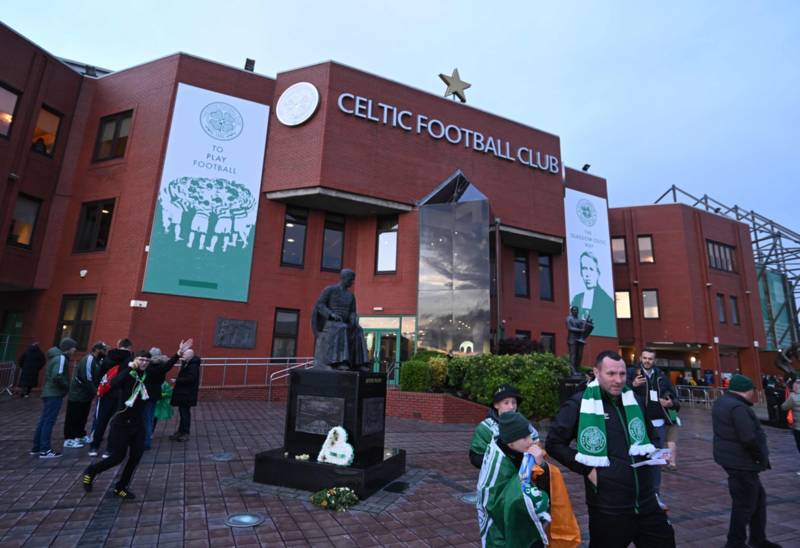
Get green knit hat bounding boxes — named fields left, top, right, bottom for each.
left=729, top=374, right=754, bottom=392
left=498, top=412, right=530, bottom=444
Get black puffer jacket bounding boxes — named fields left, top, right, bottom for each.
left=170, top=355, right=201, bottom=407
left=144, top=355, right=179, bottom=402
left=712, top=391, right=770, bottom=471
left=546, top=389, right=659, bottom=515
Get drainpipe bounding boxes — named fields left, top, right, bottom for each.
left=494, top=217, right=502, bottom=350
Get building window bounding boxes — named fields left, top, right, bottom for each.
left=538, top=254, right=553, bottom=301
left=615, top=290, right=632, bottom=319
left=611, top=237, right=627, bottom=264
left=515, top=330, right=531, bottom=340
left=642, top=289, right=660, bottom=319
left=321, top=214, right=345, bottom=271
left=375, top=215, right=398, bottom=273
left=0, top=83, right=20, bottom=137
left=730, top=296, right=740, bottom=325
left=637, top=235, right=655, bottom=263
left=717, top=293, right=726, bottom=324
left=93, top=110, right=133, bottom=161
left=539, top=332, right=555, bottom=353
left=281, top=207, right=307, bottom=267
left=74, top=199, right=115, bottom=252
left=514, top=249, right=529, bottom=297
left=55, top=294, right=96, bottom=351
left=31, top=106, right=62, bottom=156
left=7, top=194, right=41, bottom=248
left=272, top=308, right=299, bottom=358
left=706, top=240, right=737, bottom=272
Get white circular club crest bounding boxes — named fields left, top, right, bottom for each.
left=628, top=416, right=646, bottom=444
left=579, top=426, right=607, bottom=454
left=576, top=199, right=598, bottom=227
left=200, top=102, right=244, bottom=141
left=276, top=82, right=320, bottom=127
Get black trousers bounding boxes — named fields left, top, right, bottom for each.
left=588, top=508, right=675, bottom=548
left=724, top=468, right=767, bottom=547
left=178, top=405, right=191, bottom=434
left=85, top=415, right=144, bottom=490
left=91, top=395, right=119, bottom=451
left=64, top=400, right=92, bottom=439
left=793, top=430, right=800, bottom=454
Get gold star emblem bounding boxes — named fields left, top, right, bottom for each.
left=439, top=68, right=471, bottom=103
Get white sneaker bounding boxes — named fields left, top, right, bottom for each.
left=83, top=434, right=93, bottom=444
left=88, top=449, right=98, bottom=457
left=101, top=452, right=110, bottom=459
left=71, top=438, right=85, bottom=448
left=64, top=439, right=76, bottom=448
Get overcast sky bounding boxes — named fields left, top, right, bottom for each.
left=4, top=1, right=798, bottom=227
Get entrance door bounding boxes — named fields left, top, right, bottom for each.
left=1, top=311, right=23, bottom=362
left=365, top=329, right=399, bottom=384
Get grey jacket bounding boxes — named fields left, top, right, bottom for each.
left=781, top=392, right=800, bottom=431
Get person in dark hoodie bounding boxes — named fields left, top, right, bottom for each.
left=31, top=338, right=77, bottom=458
left=469, top=383, right=539, bottom=469
left=82, top=350, right=152, bottom=499
left=17, top=342, right=46, bottom=397
left=88, top=338, right=134, bottom=457
left=64, top=341, right=107, bottom=448
left=142, top=347, right=181, bottom=450
left=169, top=346, right=201, bottom=442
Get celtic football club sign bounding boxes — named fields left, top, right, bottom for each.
left=142, top=84, right=269, bottom=302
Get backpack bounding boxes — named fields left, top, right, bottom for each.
left=96, top=364, right=121, bottom=397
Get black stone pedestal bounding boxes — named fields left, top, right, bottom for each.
left=559, top=374, right=588, bottom=404
left=253, top=369, right=406, bottom=498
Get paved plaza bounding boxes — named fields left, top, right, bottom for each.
left=0, top=396, right=798, bottom=547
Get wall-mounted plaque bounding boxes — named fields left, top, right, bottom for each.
left=214, top=317, right=257, bottom=349
left=295, top=395, right=346, bottom=435
left=361, top=397, right=385, bottom=436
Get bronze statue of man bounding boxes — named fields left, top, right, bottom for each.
left=311, top=269, right=369, bottom=372
left=566, top=306, right=593, bottom=375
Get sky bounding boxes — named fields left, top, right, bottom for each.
left=4, top=1, right=799, bottom=227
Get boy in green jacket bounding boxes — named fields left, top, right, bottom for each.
left=31, top=338, right=77, bottom=458
left=470, top=384, right=538, bottom=468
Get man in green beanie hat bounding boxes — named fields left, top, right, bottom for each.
left=712, top=374, right=781, bottom=548
left=476, top=411, right=551, bottom=547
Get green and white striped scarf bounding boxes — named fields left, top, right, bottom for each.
left=124, top=370, right=149, bottom=408
left=576, top=380, right=655, bottom=467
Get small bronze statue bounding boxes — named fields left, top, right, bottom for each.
left=567, top=306, right=594, bottom=376
left=311, top=269, right=370, bottom=372
left=775, top=342, right=799, bottom=381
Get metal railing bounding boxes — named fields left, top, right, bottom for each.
left=267, top=359, right=315, bottom=401
left=0, top=361, right=16, bottom=396
left=676, top=385, right=727, bottom=407
left=198, top=356, right=313, bottom=391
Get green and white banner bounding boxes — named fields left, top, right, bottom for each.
left=143, top=84, right=269, bottom=302
left=565, top=188, right=617, bottom=337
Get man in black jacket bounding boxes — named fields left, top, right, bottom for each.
left=546, top=350, right=675, bottom=548
left=88, top=339, right=134, bottom=457
left=627, top=348, right=679, bottom=509
left=712, top=374, right=780, bottom=548
left=169, top=348, right=201, bottom=442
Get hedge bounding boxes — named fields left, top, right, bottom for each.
left=399, top=360, right=432, bottom=392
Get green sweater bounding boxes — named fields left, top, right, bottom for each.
left=41, top=347, right=71, bottom=399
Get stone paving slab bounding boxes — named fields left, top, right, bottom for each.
left=0, top=396, right=798, bottom=547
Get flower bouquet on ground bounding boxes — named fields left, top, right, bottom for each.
left=310, top=487, right=359, bottom=512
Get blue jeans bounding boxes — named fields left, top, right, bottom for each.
left=651, top=423, right=666, bottom=492
left=143, top=399, right=156, bottom=449
left=33, top=397, right=63, bottom=452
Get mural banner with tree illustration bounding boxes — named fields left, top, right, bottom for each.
left=564, top=188, right=617, bottom=337
left=143, top=83, right=269, bottom=301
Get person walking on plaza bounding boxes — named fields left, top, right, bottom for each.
left=88, top=339, right=134, bottom=457
left=142, top=347, right=179, bottom=450
left=169, top=344, right=199, bottom=442
left=17, top=342, right=45, bottom=397
left=780, top=379, right=800, bottom=472
left=627, top=348, right=679, bottom=508
left=30, top=338, right=77, bottom=458
left=63, top=341, right=107, bottom=448
left=469, top=383, right=538, bottom=468
left=82, top=350, right=152, bottom=499
left=712, top=374, right=781, bottom=548
left=546, top=350, right=675, bottom=548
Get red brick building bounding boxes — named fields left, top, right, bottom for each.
left=0, top=23, right=768, bottom=386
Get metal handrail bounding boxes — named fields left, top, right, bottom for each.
left=267, top=359, right=315, bottom=401
left=0, top=361, right=16, bottom=396
left=198, top=356, right=312, bottom=389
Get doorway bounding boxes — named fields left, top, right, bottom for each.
left=364, top=329, right=400, bottom=384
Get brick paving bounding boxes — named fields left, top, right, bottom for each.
left=0, top=396, right=798, bottom=547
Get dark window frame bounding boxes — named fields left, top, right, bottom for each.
left=375, top=214, right=399, bottom=274
left=73, top=198, right=116, bottom=253
left=538, top=253, right=554, bottom=301
left=615, top=290, right=632, bottom=319
left=30, top=104, right=63, bottom=158
left=611, top=236, right=627, bottom=264
left=637, top=235, right=655, bottom=264
left=271, top=308, right=300, bottom=358
left=539, top=332, right=556, bottom=353
left=92, top=110, right=133, bottom=162
left=513, top=248, right=530, bottom=298
left=0, top=81, right=22, bottom=140
left=320, top=213, right=345, bottom=272
left=642, top=288, right=660, bottom=319
left=280, top=207, right=308, bottom=268
left=6, top=193, right=42, bottom=249
left=706, top=239, right=737, bottom=273
left=515, top=330, right=531, bottom=340
left=717, top=293, right=727, bottom=324
left=730, top=296, right=740, bottom=325
left=54, top=294, right=96, bottom=351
